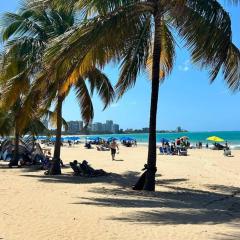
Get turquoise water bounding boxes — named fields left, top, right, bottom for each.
left=81, top=131, right=240, bottom=146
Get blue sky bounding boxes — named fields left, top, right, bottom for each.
left=1, top=1, right=240, bottom=131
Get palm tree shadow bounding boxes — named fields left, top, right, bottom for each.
left=215, top=232, right=240, bottom=240
left=20, top=171, right=141, bottom=187
left=72, top=183, right=240, bottom=226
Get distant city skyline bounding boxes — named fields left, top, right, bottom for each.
left=66, top=120, right=120, bottom=134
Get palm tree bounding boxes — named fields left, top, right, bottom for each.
left=0, top=3, right=114, bottom=173
left=0, top=6, right=72, bottom=166
left=33, top=0, right=240, bottom=189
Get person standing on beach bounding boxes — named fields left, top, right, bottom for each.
left=110, top=140, right=119, bottom=160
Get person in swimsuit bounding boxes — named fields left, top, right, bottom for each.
left=110, top=140, right=119, bottom=160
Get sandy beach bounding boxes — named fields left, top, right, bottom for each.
left=0, top=145, right=240, bottom=240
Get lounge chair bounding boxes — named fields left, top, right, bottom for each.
left=163, top=147, right=168, bottom=154
left=159, top=147, right=164, bottom=154
left=223, top=149, right=232, bottom=157
left=70, top=161, right=82, bottom=176
left=179, top=148, right=187, bottom=156
left=166, top=147, right=172, bottom=155
left=70, top=160, right=109, bottom=177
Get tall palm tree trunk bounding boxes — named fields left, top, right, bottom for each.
left=10, top=125, right=20, bottom=167
left=49, top=95, right=63, bottom=175
left=143, top=13, right=161, bottom=191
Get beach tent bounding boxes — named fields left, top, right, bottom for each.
left=207, top=136, right=224, bottom=142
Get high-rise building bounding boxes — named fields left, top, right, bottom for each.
left=112, top=124, right=119, bottom=133
left=79, top=121, right=83, bottom=131
left=106, top=120, right=113, bottom=132
left=67, top=121, right=83, bottom=133
left=102, top=123, right=106, bottom=132
left=92, top=122, right=103, bottom=132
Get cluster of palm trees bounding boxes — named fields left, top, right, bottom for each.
left=0, top=0, right=239, bottom=190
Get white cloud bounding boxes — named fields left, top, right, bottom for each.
left=178, top=60, right=190, bottom=72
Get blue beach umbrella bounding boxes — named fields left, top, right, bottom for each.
left=64, top=136, right=81, bottom=141
left=107, top=137, right=118, bottom=142
left=36, top=136, right=47, bottom=140
left=120, top=137, right=136, bottom=142
left=71, top=136, right=81, bottom=141
left=159, top=138, right=169, bottom=143
left=86, top=136, right=102, bottom=141
left=50, top=137, right=65, bottom=142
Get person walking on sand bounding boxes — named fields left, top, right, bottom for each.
left=110, top=140, right=119, bottom=160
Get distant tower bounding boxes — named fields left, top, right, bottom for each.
left=177, top=126, right=182, bottom=132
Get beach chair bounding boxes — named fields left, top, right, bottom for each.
left=166, top=147, right=172, bottom=155
left=179, top=148, right=187, bottom=156
left=159, top=147, right=164, bottom=154
left=80, top=160, right=109, bottom=177
left=70, top=161, right=82, bottom=176
left=223, top=149, right=232, bottom=157
left=163, top=147, right=168, bottom=154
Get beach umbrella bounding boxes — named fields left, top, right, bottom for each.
left=207, top=136, right=224, bottom=142
left=159, top=138, right=169, bottom=143
left=65, top=136, right=81, bottom=141
left=36, top=136, right=47, bottom=140
left=71, top=136, right=81, bottom=141
left=120, top=137, right=136, bottom=141
left=107, top=137, right=118, bottom=142
left=87, top=136, right=102, bottom=141
left=50, top=137, right=65, bottom=142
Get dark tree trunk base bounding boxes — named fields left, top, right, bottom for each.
left=48, top=158, right=61, bottom=175
left=143, top=169, right=157, bottom=191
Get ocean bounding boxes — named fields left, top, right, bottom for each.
left=80, top=131, right=240, bottom=149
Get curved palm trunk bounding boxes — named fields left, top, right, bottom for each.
left=10, top=125, right=20, bottom=167
left=143, top=13, right=161, bottom=191
left=49, top=96, right=63, bottom=175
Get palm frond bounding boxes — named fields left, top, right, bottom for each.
left=116, top=14, right=152, bottom=97
left=171, top=0, right=232, bottom=82
left=146, top=19, right=175, bottom=82
left=85, top=67, right=115, bottom=109
left=222, top=43, right=240, bottom=91
left=74, top=77, right=94, bottom=124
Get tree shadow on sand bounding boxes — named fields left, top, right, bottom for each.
left=71, top=183, right=240, bottom=226
left=215, top=231, right=240, bottom=240
left=17, top=167, right=240, bottom=230
left=20, top=171, right=149, bottom=186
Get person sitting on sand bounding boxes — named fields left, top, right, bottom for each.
left=110, top=140, right=119, bottom=160
left=223, top=148, right=232, bottom=157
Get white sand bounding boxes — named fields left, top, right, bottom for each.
left=0, top=145, right=240, bottom=240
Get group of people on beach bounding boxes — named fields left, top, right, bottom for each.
left=159, top=138, right=190, bottom=155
